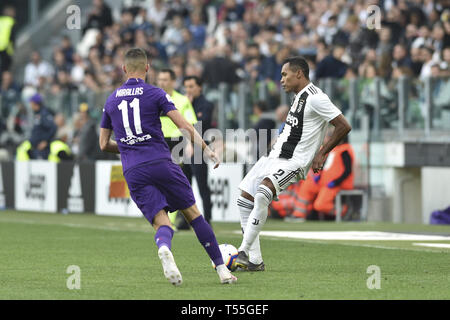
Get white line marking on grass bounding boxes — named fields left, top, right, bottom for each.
left=0, top=218, right=151, bottom=233
left=253, top=234, right=450, bottom=253
left=413, top=243, right=450, bottom=249
left=257, top=231, right=450, bottom=241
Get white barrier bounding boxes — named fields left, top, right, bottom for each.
left=8, top=160, right=244, bottom=222
left=95, top=161, right=142, bottom=217
left=15, top=161, right=57, bottom=212
left=94, top=161, right=243, bottom=222
left=208, top=163, right=243, bottom=222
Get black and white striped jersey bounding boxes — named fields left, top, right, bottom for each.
left=269, top=83, right=341, bottom=167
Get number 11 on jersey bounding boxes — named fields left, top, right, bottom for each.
left=118, top=98, right=142, bottom=136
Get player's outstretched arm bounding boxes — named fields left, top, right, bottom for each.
left=311, top=114, right=351, bottom=173
left=99, top=128, right=120, bottom=154
left=166, top=109, right=220, bottom=169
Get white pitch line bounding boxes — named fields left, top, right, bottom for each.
left=413, top=243, right=450, bottom=249
left=258, top=231, right=450, bottom=241
left=232, top=230, right=450, bottom=253
left=0, top=217, right=151, bottom=233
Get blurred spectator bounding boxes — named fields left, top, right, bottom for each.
left=202, top=45, right=239, bottom=87
left=54, top=113, right=72, bottom=143
left=189, top=11, right=207, bottom=48
left=412, top=25, right=433, bottom=49
left=147, top=0, right=167, bottom=30
left=71, top=103, right=101, bottom=161
left=183, top=75, right=214, bottom=224
left=315, top=44, right=348, bottom=79
left=0, top=5, right=16, bottom=74
left=61, top=35, right=75, bottom=65
left=410, top=46, right=424, bottom=76
left=217, top=0, right=245, bottom=23
left=360, top=63, right=394, bottom=128
left=431, top=22, right=447, bottom=53
left=24, top=51, right=54, bottom=88
left=420, top=46, right=438, bottom=79
left=376, top=26, right=394, bottom=57
left=0, top=71, right=21, bottom=152
left=404, top=24, right=419, bottom=50
left=392, top=44, right=413, bottom=69
left=432, top=62, right=450, bottom=110
left=53, top=49, right=71, bottom=75
left=83, top=0, right=113, bottom=35
left=48, top=134, right=73, bottom=163
left=70, top=53, right=87, bottom=87
left=1, top=71, right=20, bottom=120
left=28, top=93, right=57, bottom=159
left=161, top=14, right=185, bottom=57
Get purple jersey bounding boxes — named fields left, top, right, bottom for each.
left=101, top=78, right=177, bottom=173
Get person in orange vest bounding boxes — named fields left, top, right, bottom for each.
left=291, top=134, right=355, bottom=220
left=270, top=181, right=302, bottom=218
left=297, top=135, right=354, bottom=220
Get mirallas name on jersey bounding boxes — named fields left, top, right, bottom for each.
left=115, top=87, right=144, bottom=97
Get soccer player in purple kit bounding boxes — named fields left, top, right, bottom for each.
left=99, top=48, right=237, bottom=286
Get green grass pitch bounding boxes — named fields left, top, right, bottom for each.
left=0, top=210, right=449, bottom=300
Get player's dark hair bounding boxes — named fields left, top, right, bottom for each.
left=283, top=56, right=310, bottom=80
left=124, top=47, right=148, bottom=73
left=160, top=68, right=176, bottom=80
left=183, top=75, right=203, bottom=87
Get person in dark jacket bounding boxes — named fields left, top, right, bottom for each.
left=28, top=93, right=57, bottom=159
left=315, top=44, right=348, bottom=80
left=182, top=75, right=214, bottom=226
left=82, top=0, right=113, bottom=35
left=72, top=103, right=102, bottom=161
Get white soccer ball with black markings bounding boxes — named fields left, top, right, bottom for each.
left=211, top=244, right=238, bottom=272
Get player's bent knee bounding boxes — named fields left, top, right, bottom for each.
left=180, top=204, right=201, bottom=223
left=254, top=185, right=273, bottom=208
left=152, top=210, right=171, bottom=230
left=240, top=191, right=254, bottom=203
left=261, top=178, right=277, bottom=196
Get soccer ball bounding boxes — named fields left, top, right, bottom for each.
left=211, top=244, right=238, bottom=272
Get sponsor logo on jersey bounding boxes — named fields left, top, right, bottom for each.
left=119, top=134, right=152, bottom=145
left=286, top=113, right=299, bottom=127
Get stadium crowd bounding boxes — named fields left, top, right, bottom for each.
left=0, top=0, right=449, bottom=161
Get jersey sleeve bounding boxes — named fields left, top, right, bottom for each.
left=158, top=90, right=177, bottom=115
left=100, top=107, right=112, bottom=129
left=310, top=93, right=342, bottom=122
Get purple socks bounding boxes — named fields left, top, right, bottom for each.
left=154, top=225, right=174, bottom=250
left=190, top=215, right=224, bottom=267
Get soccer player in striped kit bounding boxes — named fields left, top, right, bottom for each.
left=235, top=56, right=352, bottom=271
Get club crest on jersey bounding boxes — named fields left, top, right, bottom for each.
left=297, top=99, right=305, bottom=112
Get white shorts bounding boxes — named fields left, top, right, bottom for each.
left=238, top=156, right=307, bottom=198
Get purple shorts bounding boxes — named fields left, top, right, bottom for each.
left=124, top=160, right=196, bottom=224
